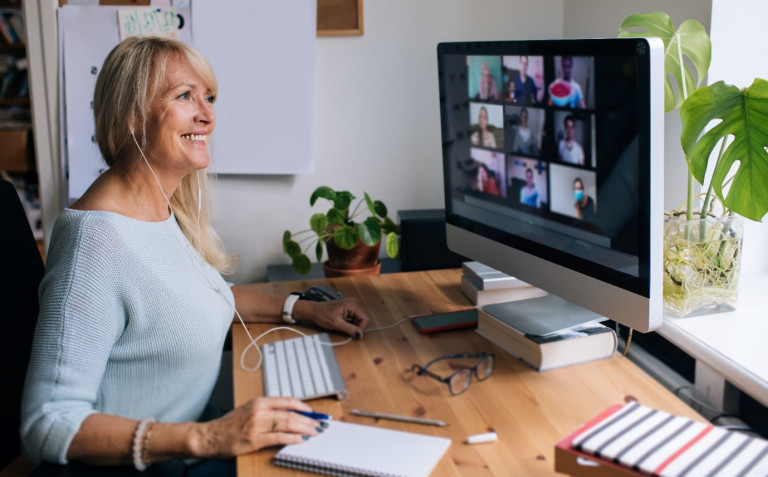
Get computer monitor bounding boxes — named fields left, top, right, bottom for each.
left=438, top=38, right=664, bottom=333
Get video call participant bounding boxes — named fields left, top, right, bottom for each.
left=20, top=36, right=371, bottom=474
left=513, top=56, right=538, bottom=104
left=474, top=162, right=500, bottom=196
left=573, top=177, right=596, bottom=220
left=558, top=115, right=585, bottom=166
left=476, top=60, right=500, bottom=100
left=519, top=168, right=540, bottom=207
left=549, top=55, right=586, bottom=109
left=471, top=106, right=497, bottom=148
left=512, top=107, right=538, bottom=156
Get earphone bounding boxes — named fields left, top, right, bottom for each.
left=129, top=130, right=346, bottom=372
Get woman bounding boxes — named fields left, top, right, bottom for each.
left=477, top=60, right=500, bottom=100
left=512, top=108, right=538, bottom=156
left=20, top=36, right=370, bottom=471
left=470, top=106, right=497, bottom=149
left=474, top=163, right=500, bottom=196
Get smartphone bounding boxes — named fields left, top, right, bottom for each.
left=411, top=309, right=478, bottom=334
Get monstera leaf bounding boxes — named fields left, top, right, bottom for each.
left=680, top=79, right=768, bottom=221
left=619, top=12, right=710, bottom=112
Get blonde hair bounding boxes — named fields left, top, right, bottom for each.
left=93, top=36, right=237, bottom=273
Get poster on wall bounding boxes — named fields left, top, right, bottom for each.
left=58, top=1, right=315, bottom=202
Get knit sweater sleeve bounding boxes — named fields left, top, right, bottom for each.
left=21, top=213, right=130, bottom=464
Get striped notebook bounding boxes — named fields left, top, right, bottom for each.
left=556, top=402, right=768, bottom=477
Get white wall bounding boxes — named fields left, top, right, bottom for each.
left=563, top=0, right=768, bottom=276
left=213, top=0, right=565, bottom=283
left=561, top=0, right=713, bottom=213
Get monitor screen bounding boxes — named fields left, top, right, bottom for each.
left=438, top=38, right=663, bottom=332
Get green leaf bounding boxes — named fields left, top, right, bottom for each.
left=310, top=186, right=335, bottom=206
left=314, top=241, right=324, bottom=263
left=358, top=217, right=382, bottom=246
left=292, top=255, right=311, bottom=275
left=364, top=192, right=376, bottom=216
left=333, top=191, right=354, bottom=210
left=309, top=213, right=329, bottom=234
left=283, top=238, right=301, bottom=258
left=333, top=225, right=358, bottom=249
left=385, top=231, right=399, bottom=258
left=327, top=208, right=346, bottom=226
left=619, top=12, right=710, bottom=111
left=373, top=201, right=387, bottom=218
left=680, top=79, right=768, bottom=221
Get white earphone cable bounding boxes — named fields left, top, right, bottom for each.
left=130, top=132, right=347, bottom=372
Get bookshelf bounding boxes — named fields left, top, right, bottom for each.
left=0, top=0, right=41, bottom=248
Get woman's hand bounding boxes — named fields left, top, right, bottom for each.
left=192, top=397, right=325, bottom=458
left=293, top=297, right=371, bottom=339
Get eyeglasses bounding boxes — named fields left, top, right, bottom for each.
left=411, top=353, right=494, bottom=396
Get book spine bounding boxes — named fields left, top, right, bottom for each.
left=7, top=14, right=25, bottom=44
left=0, top=15, right=18, bottom=44
left=462, top=261, right=524, bottom=290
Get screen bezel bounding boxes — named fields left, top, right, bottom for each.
left=438, top=38, right=663, bottom=332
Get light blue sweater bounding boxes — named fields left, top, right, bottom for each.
left=21, top=209, right=234, bottom=464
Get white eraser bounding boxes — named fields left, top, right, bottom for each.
left=466, top=431, right=497, bottom=444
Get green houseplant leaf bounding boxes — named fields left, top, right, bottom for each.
left=619, top=12, right=710, bottom=112
left=357, top=217, right=382, bottom=246
left=680, top=79, right=768, bottom=221
left=283, top=185, right=401, bottom=273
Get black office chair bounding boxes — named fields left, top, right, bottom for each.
left=0, top=179, right=45, bottom=471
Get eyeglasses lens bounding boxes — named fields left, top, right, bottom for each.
left=448, top=368, right=472, bottom=395
left=475, top=355, right=493, bottom=380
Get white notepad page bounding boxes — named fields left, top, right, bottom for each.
left=273, top=420, right=451, bottom=477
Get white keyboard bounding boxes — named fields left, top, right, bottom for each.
left=262, top=333, right=348, bottom=401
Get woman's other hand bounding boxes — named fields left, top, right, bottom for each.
left=293, top=297, right=370, bottom=339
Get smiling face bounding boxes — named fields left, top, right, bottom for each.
left=143, top=54, right=216, bottom=179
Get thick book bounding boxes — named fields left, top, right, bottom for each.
left=476, top=307, right=616, bottom=371
left=460, top=274, right=547, bottom=306
left=273, top=420, right=451, bottom=477
left=461, top=261, right=528, bottom=290
left=555, top=402, right=768, bottom=477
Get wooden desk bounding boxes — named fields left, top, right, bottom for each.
left=232, top=269, right=703, bottom=476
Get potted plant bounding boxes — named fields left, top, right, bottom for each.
left=619, top=12, right=768, bottom=316
left=282, top=186, right=400, bottom=277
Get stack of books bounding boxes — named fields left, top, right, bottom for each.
left=476, top=298, right=617, bottom=371
left=460, top=261, right=547, bottom=306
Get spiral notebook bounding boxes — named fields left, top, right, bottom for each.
left=272, top=420, right=451, bottom=477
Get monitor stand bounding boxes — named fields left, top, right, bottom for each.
left=481, top=294, right=605, bottom=336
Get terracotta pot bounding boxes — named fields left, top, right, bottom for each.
left=323, top=238, right=381, bottom=277
left=322, top=261, right=382, bottom=278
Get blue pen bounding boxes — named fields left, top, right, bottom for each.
left=293, top=410, right=332, bottom=420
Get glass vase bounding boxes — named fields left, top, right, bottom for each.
left=662, top=214, right=744, bottom=317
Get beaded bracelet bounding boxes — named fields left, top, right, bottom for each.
left=132, top=417, right=156, bottom=471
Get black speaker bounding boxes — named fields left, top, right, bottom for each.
left=398, top=209, right=466, bottom=272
